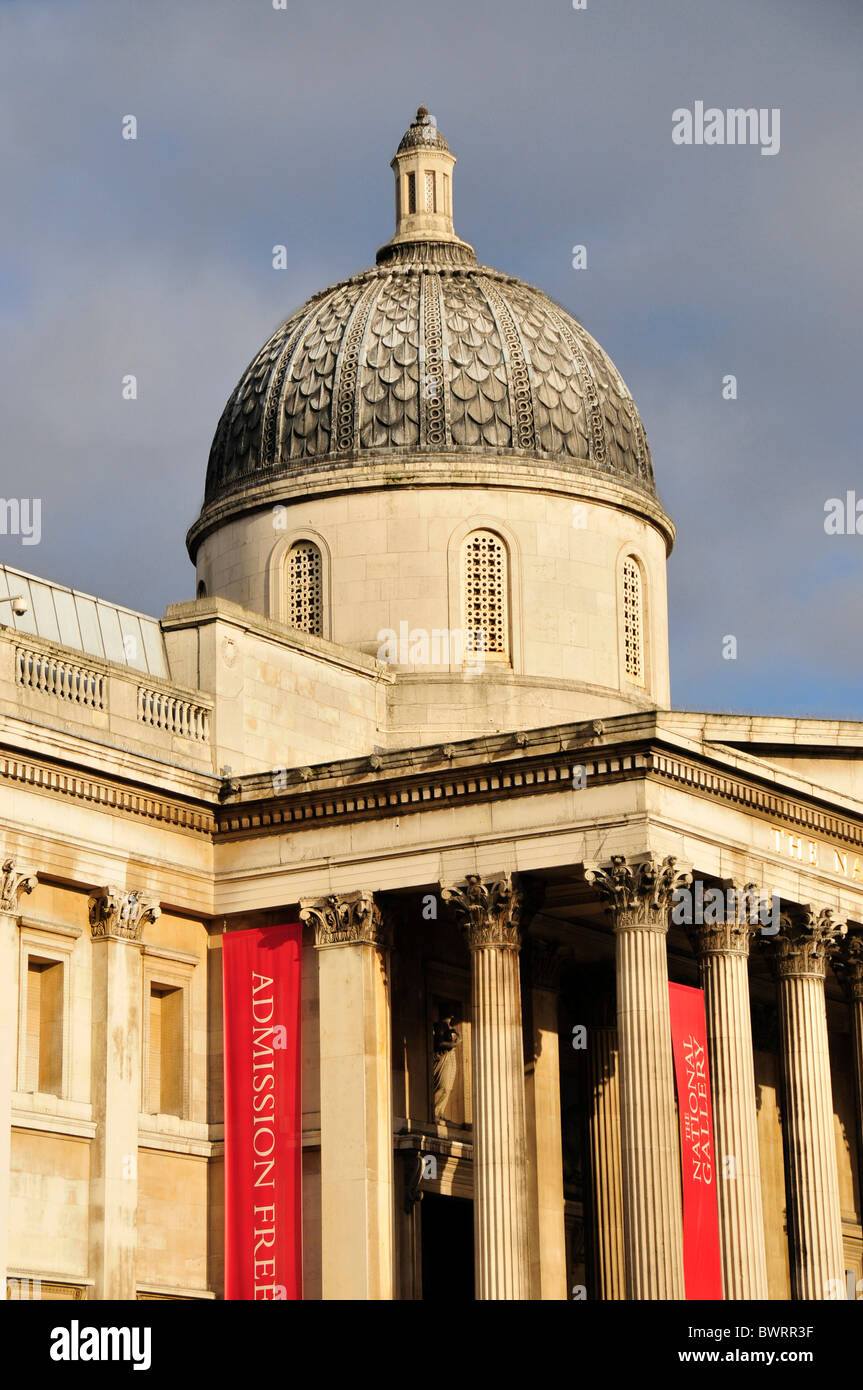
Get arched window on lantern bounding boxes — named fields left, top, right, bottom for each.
left=288, top=540, right=324, bottom=637
left=462, top=530, right=509, bottom=662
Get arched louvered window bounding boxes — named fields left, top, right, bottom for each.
left=288, top=541, right=323, bottom=636
left=463, top=530, right=508, bottom=660
left=622, top=556, right=644, bottom=685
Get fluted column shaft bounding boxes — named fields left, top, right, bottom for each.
left=773, top=910, right=846, bottom=1300
left=442, top=874, right=531, bottom=1301
left=588, top=1026, right=626, bottom=1299
left=691, top=922, right=768, bottom=1299
left=472, top=940, right=529, bottom=1298
left=586, top=855, right=687, bottom=1300
left=616, top=914, right=684, bottom=1298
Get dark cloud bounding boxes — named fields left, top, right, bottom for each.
left=1, top=0, right=861, bottom=716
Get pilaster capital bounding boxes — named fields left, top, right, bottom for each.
left=440, top=872, right=528, bottom=950
left=771, top=906, right=846, bottom=981
left=88, top=886, right=160, bottom=942
left=584, top=854, right=691, bottom=933
left=0, top=858, right=38, bottom=915
left=301, top=890, right=387, bottom=949
left=834, top=930, right=863, bottom=1002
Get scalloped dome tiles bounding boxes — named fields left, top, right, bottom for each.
left=202, top=108, right=656, bottom=512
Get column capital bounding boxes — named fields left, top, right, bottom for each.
left=301, top=890, right=387, bottom=949
left=771, top=906, right=846, bottom=980
left=88, top=886, right=160, bottom=942
left=0, top=858, right=38, bottom=915
left=584, top=854, right=691, bottom=932
left=441, top=872, right=536, bottom=950
left=686, top=882, right=762, bottom=958
left=834, top=929, right=863, bottom=1001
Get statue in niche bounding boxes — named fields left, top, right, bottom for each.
left=432, top=1012, right=461, bottom=1123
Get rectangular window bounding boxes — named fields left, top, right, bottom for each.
left=148, top=984, right=184, bottom=1116
left=24, top=958, right=63, bottom=1095
left=425, top=171, right=436, bottom=213
left=441, top=172, right=449, bottom=213
left=407, top=172, right=416, bottom=214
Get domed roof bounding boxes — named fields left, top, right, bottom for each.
left=195, top=110, right=658, bottom=545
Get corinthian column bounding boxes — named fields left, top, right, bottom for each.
left=584, top=855, right=688, bottom=1300
left=0, top=859, right=38, bottom=1295
left=771, top=907, right=846, bottom=1300
left=441, top=873, right=530, bottom=1300
left=88, top=886, right=160, bottom=1300
left=687, top=897, right=768, bottom=1299
left=300, top=891, right=393, bottom=1300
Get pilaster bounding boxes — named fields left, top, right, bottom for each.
left=87, top=886, right=159, bottom=1300
left=300, top=890, right=393, bottom=1300
left=0, top=859, right=38, bottom=1295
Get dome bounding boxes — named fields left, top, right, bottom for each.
left=191, top=110, right=658, bottom=554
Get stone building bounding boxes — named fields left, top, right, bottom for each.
left=1, top=107, right=861, bottom=1302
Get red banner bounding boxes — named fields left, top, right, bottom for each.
left=223, top=923, right=302, bottom=1300
left=668, top=982, right=723, bottom=1299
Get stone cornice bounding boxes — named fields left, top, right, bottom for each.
left=187, top=455, right=676, bottom=560
left=215, top=737, right=863, bottom=857
left=4, top=718, right=863, bottom=873
left=0, top=746, right=217, bottom=837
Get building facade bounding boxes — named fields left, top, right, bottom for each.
left=1, top=107, right=861, bottom=1301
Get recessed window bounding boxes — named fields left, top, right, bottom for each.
left=196, top=580, right=207, bottom=599
left=288, top=541, right=324, bottom=636
left=622, top=556, right=644, bottom=685
left=425, top=171, right=436, bottom=213
left=24, top=958, right=63, bottom=1095
left=148, top=984, right=184, bottom=1116
left=463, top=530, right=508, bottom=659
left=407, top=172, right=416, bottom=214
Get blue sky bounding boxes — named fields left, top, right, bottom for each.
left=1, top=0, right=862, bottom=717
